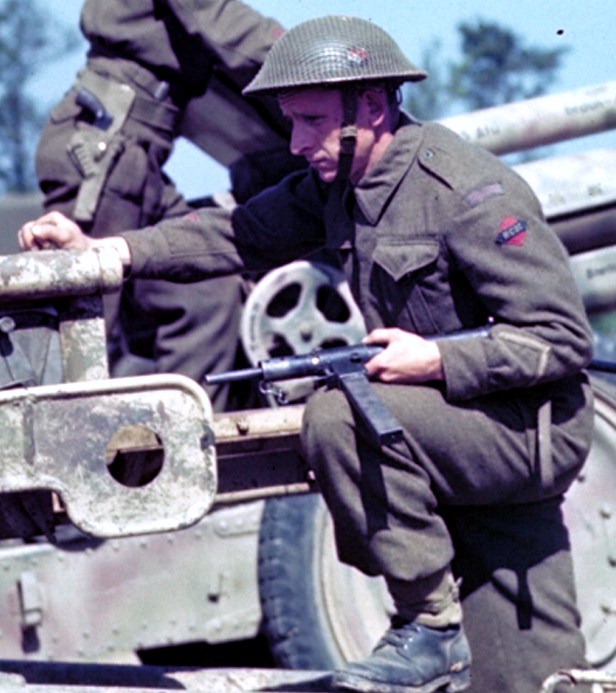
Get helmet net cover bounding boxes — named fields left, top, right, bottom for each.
left=243, top=15, right=427, bottom=96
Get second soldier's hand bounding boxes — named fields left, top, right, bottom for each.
left=18, top=211, right=92, bottom=252
left=18, top=211, right=132, bottom=268
left=363, top=327, right=444, bottom=383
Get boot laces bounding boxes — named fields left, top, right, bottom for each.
left=376, top=617, right=421, bottom=650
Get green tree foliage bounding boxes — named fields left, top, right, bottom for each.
left=404, top=38, right=451, bottom=121
left=406, top=18, right=569, bottom=120
left=0, top=0, right=80, bottom=192
left=451, top=19, right=569, bottom=110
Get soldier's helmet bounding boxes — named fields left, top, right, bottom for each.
left=243, top=15, right=427, bottom=96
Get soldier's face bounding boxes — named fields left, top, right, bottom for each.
left=279, top=88, right=376, bottom=184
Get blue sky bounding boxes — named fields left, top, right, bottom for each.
left=37, top=1, right=616, bottom=199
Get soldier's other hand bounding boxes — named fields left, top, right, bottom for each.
left=18, top=212, right=91, bottom=252
left=363, top=327, right=444, bottom=383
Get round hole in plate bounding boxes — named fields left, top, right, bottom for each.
left=105, top=424, right=164, bottom=488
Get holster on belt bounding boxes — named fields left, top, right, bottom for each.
left=69, top=69, right=137, bottom=223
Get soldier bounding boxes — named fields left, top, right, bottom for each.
left=36, top=0, right=301, bottom=409
left=20, top=15, right=594, bottom=693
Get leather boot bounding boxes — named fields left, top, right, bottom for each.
left=332, top=616, right=471, bottom=693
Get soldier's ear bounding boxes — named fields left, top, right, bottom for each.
left=362, top=89, right=387, bottom=126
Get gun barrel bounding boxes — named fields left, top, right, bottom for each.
left=205, top=366, right=263, bottom=385
left=440, top=81, right=616, bottom=155
left=589, top=360, right=616, bottom=374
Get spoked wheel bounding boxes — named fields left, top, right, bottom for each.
left=258, top=494, right=392, bottom=669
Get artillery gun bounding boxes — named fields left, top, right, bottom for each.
left=0, top=82, right=615, bottom=692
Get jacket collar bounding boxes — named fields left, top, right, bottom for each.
left=352, top=113, right=424, bottom=225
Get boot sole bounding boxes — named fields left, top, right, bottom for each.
left=332, top=666, right=471, bottom=693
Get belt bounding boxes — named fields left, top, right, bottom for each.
left=80, top=60, right=181, bottom=134
left=87, top=48, right=198, bottom=106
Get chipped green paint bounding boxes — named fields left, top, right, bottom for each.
left=0, top=247, right=123, bottom=300
left=0, top=375, right=217, bottom=537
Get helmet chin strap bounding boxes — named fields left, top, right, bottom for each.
left=335, top=86, right=359, bottom=185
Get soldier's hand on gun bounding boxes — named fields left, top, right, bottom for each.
left=18, top=212, right=92, bottom=252
left=363, top=327, right=444, bottom=384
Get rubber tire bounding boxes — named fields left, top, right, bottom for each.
left=258, top=494, right=391, bottom=670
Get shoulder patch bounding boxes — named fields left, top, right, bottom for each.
left=464, top=182, right=504, bottom=208
left=496, top=217, right=527, bottom=246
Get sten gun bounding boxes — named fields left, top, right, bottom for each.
left=205, top=327, right=490, bottom=447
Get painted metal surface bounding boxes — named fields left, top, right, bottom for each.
left=540, top=668, right=616, bottom=692
left=0, top=248, right=123, bottom=301
left=0, top=664, right=332, bottom=692
left=440, top=80, right=616, bottom=155
left=0, top=374, right=216, bottom=537
left=0, top=503, right=264, bottom=661
left=514, top=147, right=616, bottom=218
left=0, top=243, right=311, bottom=663
left=562, top=380, right=616, bottom=670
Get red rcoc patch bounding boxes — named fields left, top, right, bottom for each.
left=496, top=217, right=527, bottom=246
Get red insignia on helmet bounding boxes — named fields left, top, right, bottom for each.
left=496, top=217, right=527, bottom=246
left=347, top=48, right=369, bottom=66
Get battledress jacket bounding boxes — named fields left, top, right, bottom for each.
left=81, top=0, right=284, bottom=99
left=123, top=115, right=593, bottom=404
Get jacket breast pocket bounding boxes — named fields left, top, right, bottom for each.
left=372, top=238, right=442, bottom=333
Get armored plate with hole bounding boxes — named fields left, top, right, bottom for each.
left=0, top=374, right=216, bottom=537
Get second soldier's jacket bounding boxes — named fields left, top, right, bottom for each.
left=34, top=0, right=298, bottom=396
left=37, top=0, right=295, bottom=227
left=81, top=0, right=284, bottom=103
